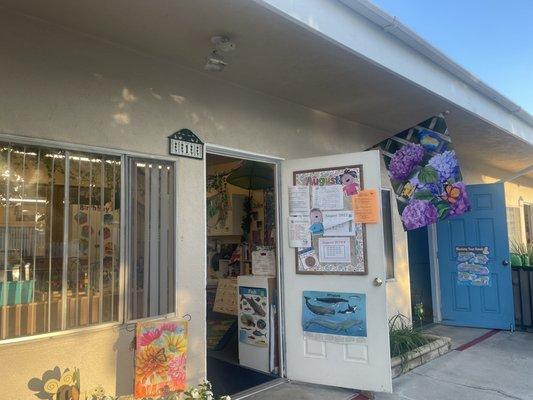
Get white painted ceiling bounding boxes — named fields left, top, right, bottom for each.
left=1, top=0, right=532, bottom=180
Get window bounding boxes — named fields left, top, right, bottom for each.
left=524, top=204, right=532, bottom=245
left=506, top=206, right=522, bottom=244
left=127, top=158, right=175, bottom=321
left=381, top=189, right=395, bottom=280
left=0, top=143, right=121, bottom=339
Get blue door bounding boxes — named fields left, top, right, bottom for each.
left=437, top=183, right=514, bottom=329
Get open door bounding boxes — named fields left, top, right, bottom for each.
left=437, top=183, right=514, bottom=330
left=281, top=150, right=392, bottom=393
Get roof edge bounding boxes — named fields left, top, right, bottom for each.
left=339, top=0, right=533, bottom=128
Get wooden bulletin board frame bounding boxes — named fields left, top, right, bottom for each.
left=293, top=165, right=368, bottom=275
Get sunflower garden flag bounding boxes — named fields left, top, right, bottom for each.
left=377, top=115, right=470, bottom=230
left=135, top=319, right=188, bottom=398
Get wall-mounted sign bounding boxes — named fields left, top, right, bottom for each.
left=168, top=129, right=204, bottom=159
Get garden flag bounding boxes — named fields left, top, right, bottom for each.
left=377, top=115, right=470, bottom=230
left=135, top=319, right=188, bottom=398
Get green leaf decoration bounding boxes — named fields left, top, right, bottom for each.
left=436, top=202, right=450, bottom=219
left=413, top=190, right=434, bottom=200
left=418, top=166, right=438, bottom=184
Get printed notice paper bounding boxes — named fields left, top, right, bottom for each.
left=352, top=189, right=379, bottom=224
left=323, top=210, right=355, bottom=236
left=288, top=216, right=312, bottom=248
left=289, top=186, right=310, bottom=215
left=311, top=185, right=344, bottom=210
left=318, top=237, right=351, bottom=263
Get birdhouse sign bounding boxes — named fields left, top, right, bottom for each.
left=168, top=129, right=204, bottom=160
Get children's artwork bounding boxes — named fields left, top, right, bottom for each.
left=456, top=246, right=491, bottom=287
left=239, top=286, right=269, bottom=348
left=377, top=115, right=470, bottom=231
left=293, top=166, right=367, bottom=274
left=135, top=319, right=188, bottom=398
left=302, top=291, right=366, bottom=343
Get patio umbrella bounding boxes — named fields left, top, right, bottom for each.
left=226, top=161, right=274, bottom=190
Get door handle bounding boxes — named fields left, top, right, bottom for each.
left=373, top=277, right=383, bottom=287
left=502, top=260, right=509, bottom=266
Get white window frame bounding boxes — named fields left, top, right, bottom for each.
left=0, top=132, right=179, bottom=345
left=123, top=155, right=179, bottom=323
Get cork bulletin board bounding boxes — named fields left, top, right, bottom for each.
left=293, top=165, right=368, bottom=275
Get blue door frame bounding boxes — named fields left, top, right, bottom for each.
left=436, top=183, right=514, bottom=330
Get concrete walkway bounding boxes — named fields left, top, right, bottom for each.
left=375, top=329, right=533, bottom=400
left=242, top=326, right=533, bottom=400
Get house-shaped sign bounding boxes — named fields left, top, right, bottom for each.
left=168, top=129, right=204, bottom=160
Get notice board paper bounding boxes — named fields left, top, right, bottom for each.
left=352, top=189, right=379, bottom=224
left=318, top=237, right=351, bottom=263
left=289, top=186, right=310, bottom=215
left=288, top=215, right=312, bottom=248
left=311, top=185, right=344, bottom=210
left=252, top=248, right=276, bottom=276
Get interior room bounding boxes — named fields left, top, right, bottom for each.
left=205, top=153, right=279, bottom=396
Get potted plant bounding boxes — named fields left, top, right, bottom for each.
left=511, top=240, right=528, bottom=267
left=527, top=243, right=533, bottom=268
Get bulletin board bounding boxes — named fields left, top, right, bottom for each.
left=293, top=165, right=367, bottom=275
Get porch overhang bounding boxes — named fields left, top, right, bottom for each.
left=1, top=0, right=532, bottom=182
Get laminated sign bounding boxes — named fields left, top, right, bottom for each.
left=377, top=115, right=470, bottom=231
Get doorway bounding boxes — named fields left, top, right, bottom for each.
left=205, top=152, right=281, bottom=396
left=407, top=227, right=434, bottom=327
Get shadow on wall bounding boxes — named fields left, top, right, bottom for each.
left=114, top=328, right=136, bottom=396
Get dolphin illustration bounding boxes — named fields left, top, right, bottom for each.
left=304, top=296, right=335, bottom=315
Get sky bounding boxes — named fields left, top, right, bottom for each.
left=370, top=0, right=533, bottom=115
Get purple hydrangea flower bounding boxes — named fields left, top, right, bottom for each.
left=447, top=182, right=471, bottom=216
left=428, top=150, right=458, bottom=183
left=409, top=172, right=440, bottom=196
left=388, top=143, right=425, bottom=181
left=401, top=200, right=438, bottom=230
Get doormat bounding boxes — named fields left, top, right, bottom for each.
left=455, top=329, right=500, bottom=351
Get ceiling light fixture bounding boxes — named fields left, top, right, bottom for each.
left=211, top=35, right=236, bottom=52
left=204, top=50, right=227, bottom=72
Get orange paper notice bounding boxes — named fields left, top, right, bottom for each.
left=352, top=189, right=379, bottom=224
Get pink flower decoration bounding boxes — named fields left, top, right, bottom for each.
left=138, top=328, right=162, bottom=347
left=168, top=353, right=187, bottom=383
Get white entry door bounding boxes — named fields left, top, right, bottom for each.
left=281, top=150, right=392, bottom=393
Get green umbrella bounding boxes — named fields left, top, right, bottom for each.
left=226, top=161, right=274, bottom=190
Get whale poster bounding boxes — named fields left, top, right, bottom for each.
left=302, top=291, right=366, bottom=342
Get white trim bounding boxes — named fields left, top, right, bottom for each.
left=204, top=144, right=286, bottom=378
left=206, top=143, right=285, bottom=162
left=0, top=131, right=178, bottom=161
left=0, top=321, right=122, bottom=346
